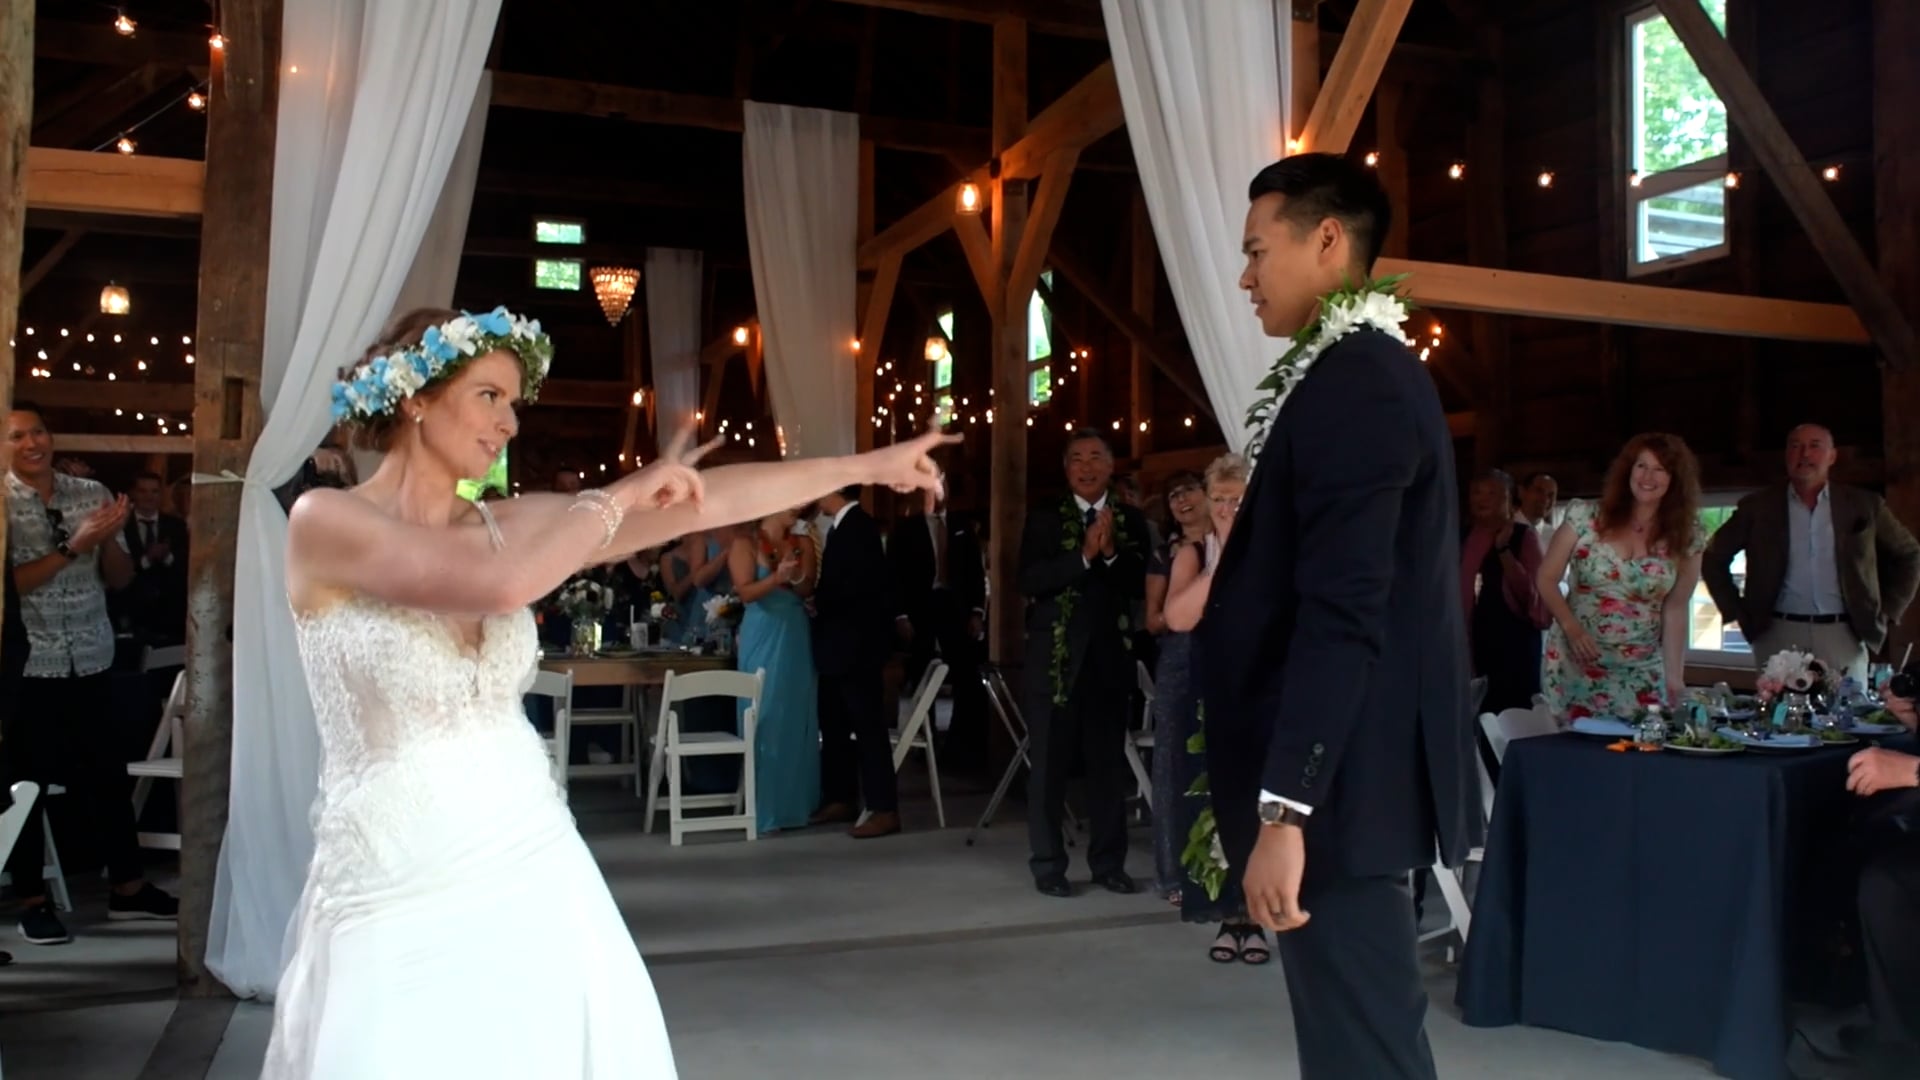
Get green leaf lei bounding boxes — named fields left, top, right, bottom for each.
left=1048, top=497, right=1133, bottom=707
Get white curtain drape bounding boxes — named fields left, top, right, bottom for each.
left=644, top=247, right=703, bottom=441
left=742, top=101, right=859, bottom=459
left=205, top=0, right=500, bottom=1000
left=1101, top=0, right=1290, bottom=451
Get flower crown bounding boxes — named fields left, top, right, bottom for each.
left=330, top=306, right=554, bottom=424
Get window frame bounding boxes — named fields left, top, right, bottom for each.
left=1684, top=490, right=1752, bottom=667
left=532, top=216, right=588, bottom=246
left=531, top=257, right=584, bottom=292
left=1621, top=2, right=1732, bottom=278
left=1027, top=271, right=1055, bottom=407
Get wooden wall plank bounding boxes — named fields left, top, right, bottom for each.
left=25, top=147, right=205, bottom=218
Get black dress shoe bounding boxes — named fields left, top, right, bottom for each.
left=1092, top=871, right=1137, bottom=895
left=1035, top=875, right=1072, bottom=898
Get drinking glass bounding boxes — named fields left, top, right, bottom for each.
left=1783, top=692, right=1813, bottom=737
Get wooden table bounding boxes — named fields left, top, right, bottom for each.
left=537, top=651, right=735, bottom=783
left=538, top=650, right=733, bottom=687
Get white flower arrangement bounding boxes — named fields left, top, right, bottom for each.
left=648, top=601, right=669, bottom=620
left=1243, top=275, right=1413, bottom=472
left=556, top=578, right=616, bottom=621
left=703, top=592, right=742, bottom=626
left=1757, top=647, right=1828, bottom=700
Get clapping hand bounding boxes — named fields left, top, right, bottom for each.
left=1097, top=507, right=1117, bottom=558
left=1081, top=512, right=1110, bottom=562
left=71, top=496, right=130, bottom=553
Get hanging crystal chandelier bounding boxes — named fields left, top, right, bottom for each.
left=588, top=266, right=640, bottom=326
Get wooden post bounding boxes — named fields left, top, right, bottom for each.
left=1289, top=2, right=1322, bottom=142
left=183, top=0, right=279, bottom=995
left=1875, top=0, right=1920, bottom=654
left=988, top=16, right=1028, bottom=672
left=1129, top=191, right=1154, bottom=458
left=0, top=0, right=30, bottom=630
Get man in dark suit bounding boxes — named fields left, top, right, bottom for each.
left=1197, top=153, right=1477, bottom=1080
left=116, top=471, right=190, bottom=643
left=811, top=485, right=903, bottom=838
left=1703, top=423, right=1920, bottom=681
left=1018, top=430, right=1148, bottom=897
left=890, top=489, right=988, bottom=770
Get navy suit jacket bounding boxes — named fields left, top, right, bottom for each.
left=1198, top=328, right=1480, bottom=880
left=812, top=504, right=896, bottom=678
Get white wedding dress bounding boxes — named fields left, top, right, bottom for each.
left=263, top=507, right=676, bottom=1078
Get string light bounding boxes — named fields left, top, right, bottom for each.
left=1724, top=171, right=1740, bottom=189
left=21, top=327, right=31, bottom=335
left=149, top=335, right=160, bottom=345
left=1138, top=421, right=1149, bottom=432
left=137, top=360, right=148, bottom=371
left=957, top=182, right=982, bottom=215
left=182, top=335, right=192, bottom=345
left=187, top=92, right=206, bottom=111
left=58, top=328, right=68, bottom=338
left=113, top=12, right=136, bottom=36
left=1286, top=137, right=1303, bottom=154
left=1184, top=417, right=1193, bottom=428
left=1536, top=171, right=1555, bottom=188
left=1026, top=417, right=1034, bottom=427
left=116, top=136, right=137, bottom=155
left=1363, top=151, right=1379, bottom=167
left=209, top=31, right=226, bottom=50
left=1823, top=165, right=1841, bottom=182
left=1448, top=162, right=1466, bottom=180
left=185, top=354, right=195, bottom=364
left=1419, top=347, right=1431, bottom=362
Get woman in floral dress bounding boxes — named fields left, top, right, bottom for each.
left=1538, top=433, right=1704, bottom=720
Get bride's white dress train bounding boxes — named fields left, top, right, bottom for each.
left=262, top=575, right=675, bottom=1077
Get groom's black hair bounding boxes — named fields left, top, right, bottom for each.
left=835, top=484, right=861, bottom=500
left=1248, top=153, right=1393, bottom=273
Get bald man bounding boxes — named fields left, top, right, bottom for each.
left=1704, top=424, right=1920, bottom=680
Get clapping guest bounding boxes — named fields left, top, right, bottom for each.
left=810, top=486, right=902, bottom=838
left=4, top=403, right=177, bottom=947
left=660, top=530, right=729, bottom=645
left=117, top=471, right=190, bottom=644
left=1145, top=470, right=1209, bottom=903
left=890, top=485, right=988, bottom=770
left=1163, top=455, right=1267, bottom=964
left=1463, top=469, right=1548, bottom=715
left=1538, top=434, right=1704, bottom=720
left=728, top=510, right=820, bottom=832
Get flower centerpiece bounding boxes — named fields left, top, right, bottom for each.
left=1757, top=647, right=1829, bottom=702
left=556, top=576, right=616, bottom=655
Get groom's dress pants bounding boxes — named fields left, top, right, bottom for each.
left=1275, top=872, right=1438, bottom=1080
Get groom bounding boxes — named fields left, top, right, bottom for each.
left=1197, top=154, right=1478, bottom=1078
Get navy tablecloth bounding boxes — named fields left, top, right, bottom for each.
left=1456, top=732, right=1877, bottom=1080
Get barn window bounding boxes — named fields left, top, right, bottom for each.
left=1028, top=271, right=1055, bottom=407
left=533, top=258, right=583, bottom=291
left=1686, top=495, right=1752, bottom=665
left=1623, top=0, right=1730, bottom=276
left=534, top=219, right=586, bottom=245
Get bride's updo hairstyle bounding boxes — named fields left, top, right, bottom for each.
left=338, top=307, right=458, bottom=453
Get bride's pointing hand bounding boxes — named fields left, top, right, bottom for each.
left=863, top=428, right=963, bottom=496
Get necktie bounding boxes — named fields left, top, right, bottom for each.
left=932, top=515, right=948, bottom=588
left=1084, top=505, right=1099, bottom=527
left=142, top=521, right=155, bottom=549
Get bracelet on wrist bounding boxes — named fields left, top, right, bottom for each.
left=568, top=490, right=626, bottom=549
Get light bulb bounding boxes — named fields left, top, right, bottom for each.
left=116, top=136, right=136, bottom=155
left=1823, top=165, right=1841, bottom=181
left=209, top=32, right=226, bottom=50
left=1448, top=162, right=1465, bottom=180
left=1364, top=151, right=1379, bottom=167
left=187, top=91, right=206, bottom=111
left=114, top=13, right=136, bottom=36
left=1536, top=171, right=1555, bottom=188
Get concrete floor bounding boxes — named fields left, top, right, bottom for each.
left=0, top=782, right=1718, bottom=1080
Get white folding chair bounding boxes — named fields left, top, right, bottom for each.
left=0, top=783, right=42, bottom=886
left=0, top=783, right=71, bottom=912
left=891, top=660, right=949, bottom=829
left=139, top=643, right=186, bottom=672
left=1127, top=661, right=1157, bottom=810
left=128, top=672, right=187, bottom=851
left=1484, top=706, right=1559, bottom=764
left=644, top=669, right=762, bottom=845
left=527, top=669, right=575, bottom=797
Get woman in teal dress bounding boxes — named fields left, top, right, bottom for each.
left=728, top=510, right=820, bottom=832
left=661, top=529, right=733, bottom=646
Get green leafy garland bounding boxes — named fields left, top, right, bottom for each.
left=1180, top=711, right=1230, bottom=901
left=1048, top=497, right=1133, bottom=706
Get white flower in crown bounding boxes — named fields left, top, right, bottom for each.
left=440, top=317, right=480, bottom=356
left=381, top=357, right=426, bottom=397
left=510, top=315, right=538, bottom=341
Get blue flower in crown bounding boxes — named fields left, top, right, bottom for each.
left=328, top=306, right=554, bottom=427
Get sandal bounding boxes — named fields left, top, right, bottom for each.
left=1238, top=925, right=1271, bottom=965
left=1209, top=924, right=1242, bottom=964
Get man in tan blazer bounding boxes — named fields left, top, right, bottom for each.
left=1704, top=424, right=1920, bottom=680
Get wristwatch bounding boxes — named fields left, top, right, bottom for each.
left=1258, top=801, right=1309, bottom=829
left=54, top=540, right=76, bottom=560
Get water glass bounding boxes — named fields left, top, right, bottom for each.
left=1783, top=692, right=1813, bottom=737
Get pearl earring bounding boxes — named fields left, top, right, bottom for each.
left=413, top=412, right=424, bottom=425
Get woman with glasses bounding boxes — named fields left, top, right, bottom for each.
left=1162, top=454, right=1261, bottom=963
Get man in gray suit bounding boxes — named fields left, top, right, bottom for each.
left=1703, top=424, right=1920, bottom=680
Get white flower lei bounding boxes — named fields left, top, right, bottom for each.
left=1243, top=276, right=1413, bottom=469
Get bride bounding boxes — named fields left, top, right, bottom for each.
left=264, top=307, right=954, bottom=1078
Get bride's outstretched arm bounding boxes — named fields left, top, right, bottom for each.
left=287, top=458, right=703, bottom=617
left=603, top=430, right=960, bottom=557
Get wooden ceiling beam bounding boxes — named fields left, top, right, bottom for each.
left=823, top=0, right=1104, bottom=39
left=59, top=434, right=192, bottom=455
left=475, top=169, right=738, bottom=209
left=534, top=378, right=637, bottom=409
left=857, top=60, right=1124, bottom=269
left=25, top=147, right=204, bottom=218
left=1378, top=258, right=1871, bottom=344
left=1297, top=0, right=1414, bottom=153
left=19, top=229, right=87, bottom=298
left=1048, top=244, right=1216, bottom=423
left=1652, top=0, right=1918, bottom=370
left=1317, top=30, right=1476, bottom=85
left=489, top=71, right=989, bottom=158
left=21, top=378, right=192, bottom=412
